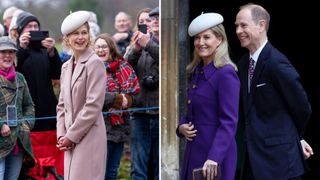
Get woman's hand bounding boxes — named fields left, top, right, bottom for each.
left=136, top=33, right=150, bottom=48
left=178, top=122, right=197, bottom=141
left=56, top=136, right=75, bottom=151
left=202, top=160, right=218, bottom=180
left=131, top=31, right=142, bottom=50
left=1, top=124, right=11, bottom=137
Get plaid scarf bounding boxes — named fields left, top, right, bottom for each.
left=105, top=58, right=140, bottom=125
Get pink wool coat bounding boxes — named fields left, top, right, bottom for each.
left=56, top=48, right=107, bottom=180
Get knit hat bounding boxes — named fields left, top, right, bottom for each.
left=16, top=12, right=40, bottom=35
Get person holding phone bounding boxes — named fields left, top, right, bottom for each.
left=123, top=7, right=152, bottom=59
left=125, top=7, right=159, bottom=180
left=0, top=36, right=35, bottom=180
left=15, top=11, right=63, bottom=179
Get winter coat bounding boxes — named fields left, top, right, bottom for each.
left=56, top=48, right=107, bottom=180
left=0, top=73, right=35, bottom=166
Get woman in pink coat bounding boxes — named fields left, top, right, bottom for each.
left=56, top=11, right=107, bottom=180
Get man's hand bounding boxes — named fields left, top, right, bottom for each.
left=42, top=37, right=56, bottom=56
left=113, top=32, right=128, bottom=42
left=19, top=32, right=31, bottom=49
left=301, top=139, right=314, bottom=159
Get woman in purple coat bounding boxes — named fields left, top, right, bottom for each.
left=176, top=12, right=240, bottom=180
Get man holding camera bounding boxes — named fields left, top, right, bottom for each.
left=125, top=6, right=159, bottom=180
left=15, top=11, right=63, bottom=179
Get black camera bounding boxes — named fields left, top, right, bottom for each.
left=142, top=75, right=158, bottom=90
left=29, top=31, right=49, bottom=49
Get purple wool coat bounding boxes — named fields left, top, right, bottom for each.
left=177, top=62, right=240, bottom=180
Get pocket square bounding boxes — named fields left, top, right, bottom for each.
left=256, top=83, right=266, bottom=87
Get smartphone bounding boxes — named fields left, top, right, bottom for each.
left=138, top=24, right=148, bottom=34
left=29, top=31, right=49, bottom=49
left=6, top=105, right=18, bottom=127
left=30, top=31, right=49, bottom=41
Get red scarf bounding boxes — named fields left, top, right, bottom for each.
left=105, top=58, right=140, bottom=125
left=0, top=66, right=16, bottom=81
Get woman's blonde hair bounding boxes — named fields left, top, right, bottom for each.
left=187, top=24, right=237, bottom=72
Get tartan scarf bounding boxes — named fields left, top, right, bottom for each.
left=105, top=58, right=140, bottom=125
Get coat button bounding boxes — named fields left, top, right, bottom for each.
left=192, top=84, right=196, bottom=88
left=187, top=100, right=191, bottom=104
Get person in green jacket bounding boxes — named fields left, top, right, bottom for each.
left=0, top=36, right=35, bottom=180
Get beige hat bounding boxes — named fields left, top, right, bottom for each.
left=3, top=6, right=18, bottom=20
left=61, top=11, right=91, bottom=35
left=188, top=12, right=223, bottom=37
left=0, top=36, right=17, bottom=51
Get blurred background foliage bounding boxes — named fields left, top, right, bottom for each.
left=0, top=0, right=159, bottom=40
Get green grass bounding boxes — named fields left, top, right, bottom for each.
left=117, top=155, right=131, bottom=180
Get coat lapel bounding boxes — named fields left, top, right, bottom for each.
left=71, top=62, right=85, bottom=89
left=249, top=42, right=271, bottom=95
left=70, top=49, right=94, bottom=89
left=63, top=61, right=73, bottom=106
left=245, top=42, right=271, bottom=115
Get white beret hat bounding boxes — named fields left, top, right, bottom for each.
left=61, top=11, right=91, bottom=35
left=188, top=12, right=224, bottom=37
